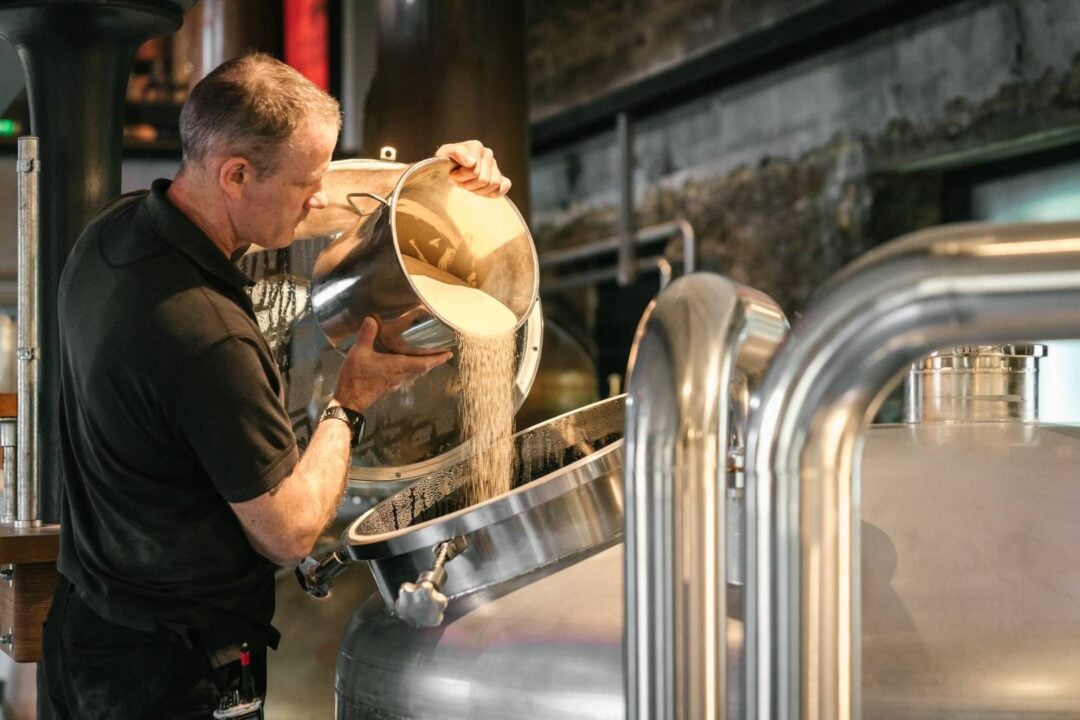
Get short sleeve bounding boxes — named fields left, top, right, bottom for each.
left=171, top=335, right=299, bottom=503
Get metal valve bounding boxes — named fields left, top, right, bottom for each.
left=394, top=536, right=467, bottom=628
left=295, top=549, right=352, bottom=599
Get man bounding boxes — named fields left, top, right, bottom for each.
left=40, top=53, right=512, bottom=718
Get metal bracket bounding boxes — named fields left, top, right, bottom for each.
left=16, top=347, right=35, bottom=362
left=0, top=565, right=12, bottom=587
left=0, top=626, right=13, bottom=647
left=16, top=159, right=40, bottom=174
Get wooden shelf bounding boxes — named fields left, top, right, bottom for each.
left=0, top=523, right=60, bottom=565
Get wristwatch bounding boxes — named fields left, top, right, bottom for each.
left=320, top=404, right=366, bottom=447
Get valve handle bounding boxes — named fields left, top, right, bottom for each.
left=394, top=537, right=467, bottom=628
left=295, top=549, right=352, bottom=599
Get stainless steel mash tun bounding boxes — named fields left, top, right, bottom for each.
left=295, top=395, right=626, bottom=612
left=307, top=156, right=538, bottom=354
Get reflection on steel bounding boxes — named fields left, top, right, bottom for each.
left=746, top=221, right=1080, bottom=720
left=299, top=396, right=624, bottom=603
left=540, top=219, right=696, bottom=293
left=0, top=419, right=14, bottom=524
left=860, top=421, right=1080, bottom=718
left=15, top=137, right=39, bottom=529
left=293, top=159, right=543, bottom=483
left=309, top=157, right=538, bottom=354
left=903, top=344, right=1044, bottom=423
left=861, top=341, right=1080, bottom=718
left=625, top=274, right=787, bottom=720
left=334, top=396, right=625, bottom=719
left=393, top=536, right=467, bottom=628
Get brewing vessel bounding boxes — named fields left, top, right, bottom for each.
left=324, top=222, right=1080, bottom=719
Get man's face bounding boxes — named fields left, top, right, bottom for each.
left=234, top=120, right=338, bottom=251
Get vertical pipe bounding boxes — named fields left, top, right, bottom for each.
left=1, top=419, right=15, bottom=524
left=616, top=111, right=637, bottom=286
left=15, top=136, right=38, bottom=528
left=625, top=274, right=786, bottom=720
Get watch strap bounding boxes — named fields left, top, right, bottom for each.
left=320, top=404, right=365, bottom=447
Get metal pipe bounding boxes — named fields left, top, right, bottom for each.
left=15, top=137, right=39, bottom=529
left=541, top=255, right=671, bottom=294
left=539, top=220, right=696, bottom=294
left=1, top=418, right=15, bottom=524
left=616, top=111, right=637, bottom=286
left=745, top=221, right=1080, bottom=720
left=625, top=273, right=787, bottom=720
left=540, top=219, right=695, bottom=270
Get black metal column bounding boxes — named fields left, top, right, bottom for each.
left=0, top=0, right=192, bottom=523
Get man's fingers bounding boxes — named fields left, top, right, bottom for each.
left=406, top=350, right=452, bottom=374
left=354, top=316, right=379, bottom=349
left=435, top=142, right=479, bottom=169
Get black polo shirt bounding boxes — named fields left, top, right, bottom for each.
left=56, top=179, right=298, bottom=661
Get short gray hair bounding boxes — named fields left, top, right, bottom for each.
left=179, top=52, right=341, bottom=176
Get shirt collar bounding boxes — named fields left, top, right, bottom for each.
left=143, top=179, right=255, bottom=289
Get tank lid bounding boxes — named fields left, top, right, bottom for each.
left=914, top=344, right=1046, bottom=369
left=904, top=344, right=1046, bottom=423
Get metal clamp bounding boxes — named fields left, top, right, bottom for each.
left=0, top=565, right=13, bottom=587
left=15, top=159, right=40, bottom=174
left=295, top=549, right=353, bottom=599
left=394, top=537, right=467, bottom=628
left=0, top=627, right=13, bottom=647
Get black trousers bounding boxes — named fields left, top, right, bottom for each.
left=40, top=580, right=267, bottom=720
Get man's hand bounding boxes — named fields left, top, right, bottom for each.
left=334, top=317, right=452, bottom=412
left=435, top=140, right=512, bottom=198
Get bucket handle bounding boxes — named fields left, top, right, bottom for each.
left=346, top=191, right=389, bottom=217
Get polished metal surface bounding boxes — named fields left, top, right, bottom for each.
left=337, top=543, right=625, bottom=720
left=338, top=395, right=624, bottom=611
left=1, top=417, right=14, bottom=524
left=746, top=221, right=1080, bottom=720
left=903, top=344, right=1045, bottom=423
left=290, top=159, right=543, bottom=484
left=334, top=396, right=628, bottom=718
left=624, top=273, right=787, bottom=720
left=859, top=421, right=1080, bottom=719
left=393, top=536, right=466, bottom=628
left=309, top=157, right=537, bottom=353
left=514, top=316, right=598, bottom=429
left=15, top=136, right=38, bottom=529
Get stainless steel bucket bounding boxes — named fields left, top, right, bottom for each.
left=309, top=157, right=538, bottom=353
